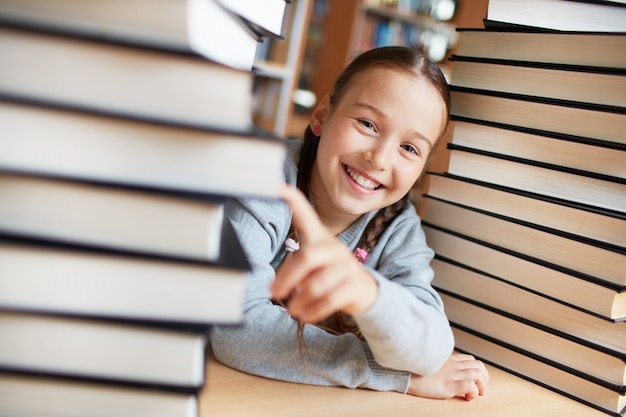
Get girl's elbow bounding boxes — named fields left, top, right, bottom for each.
left=209, top=327, right=247, bottom=370
left=420, top=325, right=455, bottom=375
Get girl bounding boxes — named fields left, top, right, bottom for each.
left=210, top=46, right=489, bottom=400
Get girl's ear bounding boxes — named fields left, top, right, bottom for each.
left=309, top=94, right=330, bottom=131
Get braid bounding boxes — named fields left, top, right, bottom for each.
left=356, top=195, right=409, bottom=254
left=288, top=125, right=320, bottom=241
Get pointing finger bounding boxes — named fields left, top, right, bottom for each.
left=280, top=184, right=327, bottom=245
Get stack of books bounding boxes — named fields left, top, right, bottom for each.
left=422, top=0, right=626, bottom=415
left=0, top=1, right=289, bottom=416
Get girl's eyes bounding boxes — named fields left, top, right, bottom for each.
left=356, top=117, right=423, bottom=157
left=401, top=143, right=420, bottom=156
left=358, top=119, right=376, bottom=132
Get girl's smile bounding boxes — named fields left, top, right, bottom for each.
left=343, top=163, right=384, bottom=192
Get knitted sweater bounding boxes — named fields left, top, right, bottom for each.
left=209, top=139, right=454, bottom=393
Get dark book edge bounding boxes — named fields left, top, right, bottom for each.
left=423, top=191, right=626, bottom=255
left=0, top=306, right=216, bottom=334
left=441, top=294, right=626, bottom=385
left=426, top=172, right=626, bottom=221
left=0, top=93, right=284, bottom=143
left=239, top=17, right=285, bottom=39
left=0, top=221, right=251, bottom=271
left=0, top=164, right=284, bottom=203
left=565, top=0, right=626, bottom=9
left=0, top=9, right=263, bottom=56
left=0, top=19, right=238, bottom=64
left=0, top=366, right=204, bottom=395
left=230, top=0, right=288, bottom=40
left=482, top=19, right=561, bottom=32
left=0, top=167, right=230, bottom=205
left=0, top=309, right=211, bottom=393
left=433, top=252, right=623, bottom=324
left=450, top=85, right=626, bottom=115
left=449, top=116, right=626, bottom=152
left=447, top=144, right=626, bottom=186
left=451, top=329, right=626, bottom=417
left=421, top=219, right=625, bottom=292
left=449, top=54, right=626, bottom=75
left=0, top=227, right=249, bottom=325
left=215, top=216, right=252, bottom=271
left=482, top=18, right=626, bottom=36
left=434, top=251, right=625, bottom=322
left=456, top=26, right=626, bottom=35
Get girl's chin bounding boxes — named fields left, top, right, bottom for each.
left=334, top=195, right=384, bottom=216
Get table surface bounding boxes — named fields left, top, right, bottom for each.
left=199, top=355, right=607, bottom=417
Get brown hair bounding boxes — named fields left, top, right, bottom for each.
left=291, top=46, right=450, bottom=337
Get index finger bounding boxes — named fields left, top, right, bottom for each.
left=280, top=184, right=327, bottom=245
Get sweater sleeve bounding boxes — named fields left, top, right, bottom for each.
left=352, top=206, right=455, bottom=376
left=209, top=197, right=411, bottom=392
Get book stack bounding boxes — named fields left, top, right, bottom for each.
left=0, top=1, right=289, bottom=416
left=421, top=0, right=626, bottom=415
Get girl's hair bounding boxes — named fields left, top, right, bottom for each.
left=291, top=46, right=450, bottom=337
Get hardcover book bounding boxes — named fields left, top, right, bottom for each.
left=0, top=0, right=261, bottom=70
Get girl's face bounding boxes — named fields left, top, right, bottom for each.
left=309, top=66, right=447, bottom=231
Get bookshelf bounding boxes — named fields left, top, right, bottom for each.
left=253, top=0, right=313, bottom=137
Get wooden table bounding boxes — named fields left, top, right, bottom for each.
left=199, top=356, right=606, bottom=416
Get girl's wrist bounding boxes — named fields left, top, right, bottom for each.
left=346, top=269, right=379, bottom=315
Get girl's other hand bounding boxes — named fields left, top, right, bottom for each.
left=407, top=353, right=489, bottom=400
left=271, top=185, right=378, bottom=323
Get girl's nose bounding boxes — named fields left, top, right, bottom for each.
left=365, top=139, right=393, bottom=170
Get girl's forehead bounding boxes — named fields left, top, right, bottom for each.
left=345, top=67, right=434, bottom=100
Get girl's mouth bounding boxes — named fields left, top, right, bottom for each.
left=344, top=165, right=383, bottom=190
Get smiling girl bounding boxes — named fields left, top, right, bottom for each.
left=210, top=46, right=489, bottom=400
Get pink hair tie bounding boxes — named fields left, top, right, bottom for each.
left=355, top=248, right=368, bottom=263
left=285, top=238, right=300, bottom=253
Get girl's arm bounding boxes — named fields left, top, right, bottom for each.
left=209, top=197, right=411, bottom=393
left=350, top=206, right=454, bottom=375
left=274, top=185, right=455, bottom=376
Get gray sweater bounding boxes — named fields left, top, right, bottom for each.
left=210, top=139, right=454, bottom=393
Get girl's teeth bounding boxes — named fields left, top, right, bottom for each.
left=347, top=167, right=377, bottom=190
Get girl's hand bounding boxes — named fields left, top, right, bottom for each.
left=408, top=353, right=489, bottom=400
left=270, top=185, right=378, bottom=323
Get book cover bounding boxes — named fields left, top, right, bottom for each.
left=446, top=145, right=626, bottom=213
left=0, top=311, right=209, bottom=392
left=0, top=220, right=250, bottom=326
left=454, top=29, right=626, bottom=69
left=449, top=56, right=626, bottom=109
left=0, top=25, right=255, bottom=131
left=0, top=171, right=227, bottom=262
left=0, top=98, right=287, bottom=199
left=0, top=0, right=261, bottom=70
left=450, top=88, right=626, bottom=145
left=425, top=225, right=625, bottom=322
left=485, top=0, right=626, bottom=32
left=422, top=196, right=626, bottom=287
left=447, top=120, right=626, bottom=179
left=452, top=327, right=626, bottom=416
left=0, top=371, right=197, bottom=417
left=425, top=173, right=626, bottom=248
left=441, top=292, right=625, bottom=389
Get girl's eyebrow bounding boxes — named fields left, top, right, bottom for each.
left=352, top=102, right=386, bottom=117
left=352, top=102, right=434, bottom=149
